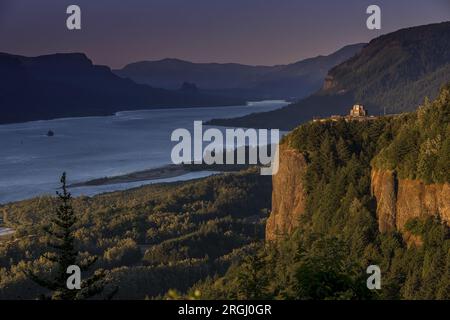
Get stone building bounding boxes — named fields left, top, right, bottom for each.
left=312, top=104, right=376, bottom=123
left=349, top=104, right=367, bottom=117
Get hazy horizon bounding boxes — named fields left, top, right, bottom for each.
left=1, top=0, right=449, bottom=68
left=0, top=41, right=369, bottom=69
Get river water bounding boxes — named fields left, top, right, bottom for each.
left=0, top=101, right=287, bottom=204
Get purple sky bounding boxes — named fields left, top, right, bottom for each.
left=0, top=0, right=449, bottom=68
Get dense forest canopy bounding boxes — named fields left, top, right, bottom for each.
left=0, top=169, right=271, bottom=299
left=372, top=84, right=450, bottom=183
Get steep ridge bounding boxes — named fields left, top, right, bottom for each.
left=208, top=22, right=450, bottom=130
left=323, top=22, right=450, bottom=113
left=267, top=142, right=449, bottom=242
left=266, top=83, right=450, bottom=242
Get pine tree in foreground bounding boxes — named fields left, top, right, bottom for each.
left=237, top=245, right=269, bottom=300
left=24, top=173, right=112, bottom=300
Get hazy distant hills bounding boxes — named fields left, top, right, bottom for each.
left=114, top=44, right=365, bottom=100
left=0, top=43, right=365, bottom=125
left=3, top=21, right=448, bottom=127
left=209, top=22, right=450, bottom=130
left=116, top=58, right=274, bottom=90
left=0, top=53, right=243, bottom=124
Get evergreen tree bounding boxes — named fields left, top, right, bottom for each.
left=294, top=238, right=372, bottom=300
left=336, top=137, right=351, bottom=163
left=237, top=246, right=269, bottom=299
left=24, top=173, right=110, bottom=300
left=318, top=135, right=336, bottom=178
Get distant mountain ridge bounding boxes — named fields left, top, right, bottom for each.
left=322, top=21, right=450, bottom=113
left=116, top=58, right=275, bottom=90
left=208, top=22, right=450, bottom=130
left=114, top=43, right=365, bottom=100
left=0, top=52, right=243, bottom=124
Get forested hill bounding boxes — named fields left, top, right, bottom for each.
left=208, top=22, right=450, bottom=130
left=195, top=83, right=450, bottom=300
left=0, top=52, right=243, bottom=124
left=371, top=83, right=450, bottom=184
left=323, top=21, right=450, bottom=114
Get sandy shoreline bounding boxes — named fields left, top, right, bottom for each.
left=0, top=227, right=15, bottom=237
left=69, top=163, right=249, bottom=188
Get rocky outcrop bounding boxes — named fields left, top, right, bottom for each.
left=266, top=144, right=307, bottom=241
left=322, top=75, right=337, bottom=91
left=370, top=170, right=398, bottom=232
left=371, top=169, right=450, bottom=232
left=266, top=148, right=449, bottom=243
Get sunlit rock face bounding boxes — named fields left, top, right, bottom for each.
left=267, top=146, right=450, bottom=244
left=266, top=144, right=307, bottom=242
left=371, top=169, right=450, bottom=233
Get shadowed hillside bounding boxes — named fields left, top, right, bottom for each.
left=208, top=22, right=450, bottom=130
left=0, top=53, right=243, bottom=124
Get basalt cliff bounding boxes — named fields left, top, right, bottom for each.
left=266, top=144, right=449, bottom=242
left=265, top=144, right=307, bottom=241
left=371, top=169, right=450, bottom=233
